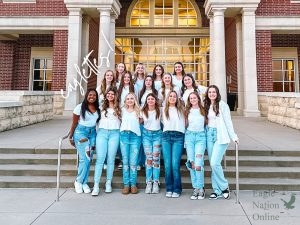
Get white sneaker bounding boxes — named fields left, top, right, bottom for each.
left=145, top=181, right=152, bottom=194
left=165, top=192, right=172, bottom=198
left=171, top=192, right=180, bottom=198
left=91, top=184, right=100, bottom=196
left=105, top=180, right=112, bottom=193
left=74, top=180, right=83, bottom=194
left=82, top=184, right=91, bottom=193
left=152, top=181, right=159, bottom=194
left=103, top=164, right=107, bottom=170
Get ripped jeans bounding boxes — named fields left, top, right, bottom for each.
left=73, top=124, right=96, bottom=185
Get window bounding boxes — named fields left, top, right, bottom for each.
left=272, top=59, right=296, bottom=92
left=130, top=0, right=198, bottom=27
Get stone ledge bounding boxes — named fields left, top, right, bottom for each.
left=0, top=101, right=22, bottom=108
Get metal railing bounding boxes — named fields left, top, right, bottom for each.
left=56, top=131, right=70, bottom=202
left=235, top=142, right=240, bottom=204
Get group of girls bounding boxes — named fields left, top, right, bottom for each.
left=69, top=61, right=239, bottom=200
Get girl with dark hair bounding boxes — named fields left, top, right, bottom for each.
left=140, top=93, right=162, bottom=194
left=92, top=87, right=121, bottom=196
left=204, top=85, right=239, bottom=200
left=158, top=72, right=180, bottom=107
left=96, top=69, right=116, bottom=107
left=69, top=88, right=100, bottom=194
left=162, top=91, right=185, bottom=198
left=118, top=71, right=135, bottom=108
left=184, top=92, right=206, bottom=200
left=152, top=64, right=164, bottom=91
left=138, top=75, right=158, bottom=107
left=172, top=61, right=186, bottom=89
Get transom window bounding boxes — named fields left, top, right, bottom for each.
left=130, top=0, right=198, bottom=27
left=32, top=58, right=53, bottom=91
left=272, top=59, right=296, bottom=92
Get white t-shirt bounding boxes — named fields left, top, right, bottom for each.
left=154, top=80, right=162, bottom=91
left=162, top=107, right=185, bottom=133
left=187, top=108, right=205, bottom=132
left=119, top=86, right=130, bottom=108
left=120, top=108, right=141, bottom=136
left=73, top=103, right=98, bottom=127
left=208, top=106, right=217, bottom=128
left=158, top=86, right=181, bottom=107
left=134, top=78, right=144, bottom=96
left=172, top=75, right=183, bottom=89
left=98, top=108, right=121, bottom=130
left=141, top=110, right=161, bottom=131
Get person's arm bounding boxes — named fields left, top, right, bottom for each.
left=69, top=113, right=80, bottom=147
left=221, top=101, right=239, bottom=143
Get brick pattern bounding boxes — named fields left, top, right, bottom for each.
left=13, top=34, right=53, bottom=90
left=52, top=30, right=68, bottom=91
left=0, top=0, right=68, bottom=16
left=256, top=30, right=273, bottom=92
left=257, top=0, right=300, bottom=16
left=0, top=41, right=15, bottom=90
left=225, top=18, right=237, bottom=93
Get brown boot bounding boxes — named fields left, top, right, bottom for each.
left=122, top=186, right=130, bottom=195
left=131, top=186, right=138, bottom=194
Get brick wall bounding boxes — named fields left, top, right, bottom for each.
left=257, top=0, right=300, bottom=16
left=12, top=34, right=53, bottom=90
left=52, top=30, right=68, bottom=91
left=0, top=41, right=15, bottom=90
left=0, top=0, right=68, bottom=16
left=256, top=30, right=273, bottom=92
left=225, top=18, right=237, bottom=93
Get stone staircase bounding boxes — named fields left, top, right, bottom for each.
left=0, top=147, right=300, bottom=190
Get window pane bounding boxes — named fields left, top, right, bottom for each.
left=284, top=82, right=295, bottom=92
left=45, top=81, right=52, bottom=91
left=273, top=82, right=283, bottom=92
left=273, top=71, right=282, bottom=81
left=34, top=70, right=43, bottom=80
left=33, top=81, right=44, bottom=91
left=46, top=59, right=53, bottom=69
left=272, top=60, right=281, bottom=70
left=284, top=71, right=294, bottom=81
left=286, top=60, right=294, bottom=70
left=45, top=70, right=52, bottom=80
left=34, top=59, right=44, bottom=69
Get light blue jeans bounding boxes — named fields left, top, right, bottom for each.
left=94, top=128, right=120, bottom=185
left=120, top=131, right=141, bottom=187
left=142, top=128, right=162, bottom=183
left=206, top=127, right=229, bottom=195
left=185, top=130, right=206, bottom=189
left=73, top=124, right=96, bottom=185
left=162, top=131, right=184, bottom=194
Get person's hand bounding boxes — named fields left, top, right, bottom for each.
left=69, top=139, right=75, bottom=147
left=234, top=138, right=239, bottom=145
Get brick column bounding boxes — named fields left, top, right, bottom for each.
left=0, top=41, right=14, bottom=90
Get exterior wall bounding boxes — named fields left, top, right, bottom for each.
left=256, top=30, right=273, bottom=92
left=257, top=0, right=300, bottom=16
left=0, top=41, right=15, bottom=90
left=0, top=0, right=68, bottom=16
left=0, top=91, right=54, bottom=132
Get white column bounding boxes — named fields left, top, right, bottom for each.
left=236, top=15, right=244, bottom=115
left=212, top=8, right=227, bottom=101
left=241, top=8, right=260, bottom=117
left=97, top=8, right=111, bottom=84
left=63, top=8, right=82, bottom=116
left=208, top=14, right=214, bottom=86
left=110, top=13, right=117, bottom=71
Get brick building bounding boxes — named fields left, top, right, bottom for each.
left=0, top=0, right=300, bottom=128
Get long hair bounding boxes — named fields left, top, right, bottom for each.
left=161, top=72, right=175, bottom=100
left=118, top=71, right=135, bottom=102
left=139, top=75, right=158, bottom=104
left=172, top=61, right=186, bottom=76
left=115, top=62, right=126, bottom=82
left=133, top=62, right=147, bottom=84
left=181, top=73, right=198, bottom=96
left=102, top=86, right=121, bottom=120
left=152, top=64, right=164, bottom=81
left=141, top=93, right=160, bottom=120
left=81, top=88, right=101, bottom=123
left=100, top=70, right=115, bottom=95
left=185, top=91, right=205, bottom=118
left=204, top=85, right=222, bottom=117
left=164, top=90, right=184, bottom=120
left=123, top=92, right=140, bottom=119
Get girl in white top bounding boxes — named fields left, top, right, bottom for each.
left=92, top=87, right=121, bottom=196
left=172, top=61, right=186, bottom=89
left=119, top=93, right=141, bottom=194
left=138, top=75, right=158, bottom=107
left=204, top=85, right=238, bottom=200
left=115, top=62, right=126, bottom=87
left=118, top=71, right=135, bottom=108
left=158, top=72, right=180, bottom=107
left=133, top=63, right=146, bottom=96
left=152, top=64, right=164, bottom=91
left=181, top=73, right=207, bottom=106
left=96, top=70, right=116, bottom=107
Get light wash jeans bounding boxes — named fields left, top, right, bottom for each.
left=94, top=128, right=120, bottom=185
left=206, top=127, right=229, bottom=195
left=185, top=130, right=206, bottom=189
left=120, top=131, right=141, bottom=187
left=162, top=131, right=184, bottom=194
left=142, top=128, right=162, bottom=183
left=73, top=124, right=96, bottom=185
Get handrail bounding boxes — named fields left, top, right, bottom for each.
left=235, top=142, right=240, bottom=204
left=56, top=131, right=70, bottom=202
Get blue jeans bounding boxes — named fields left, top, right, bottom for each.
left=162, top=131, right=184, bottom=194
left=120, top=131, right=141, bottom=187
left=94, top=129, right=120, bottom=185
left=73, top=124, right=96, bottom=185
left=206, top=127, right=229, bottom=195
left=185, top=130, right=206, bottom=189
left=142, top=128, right=162, bottom=183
